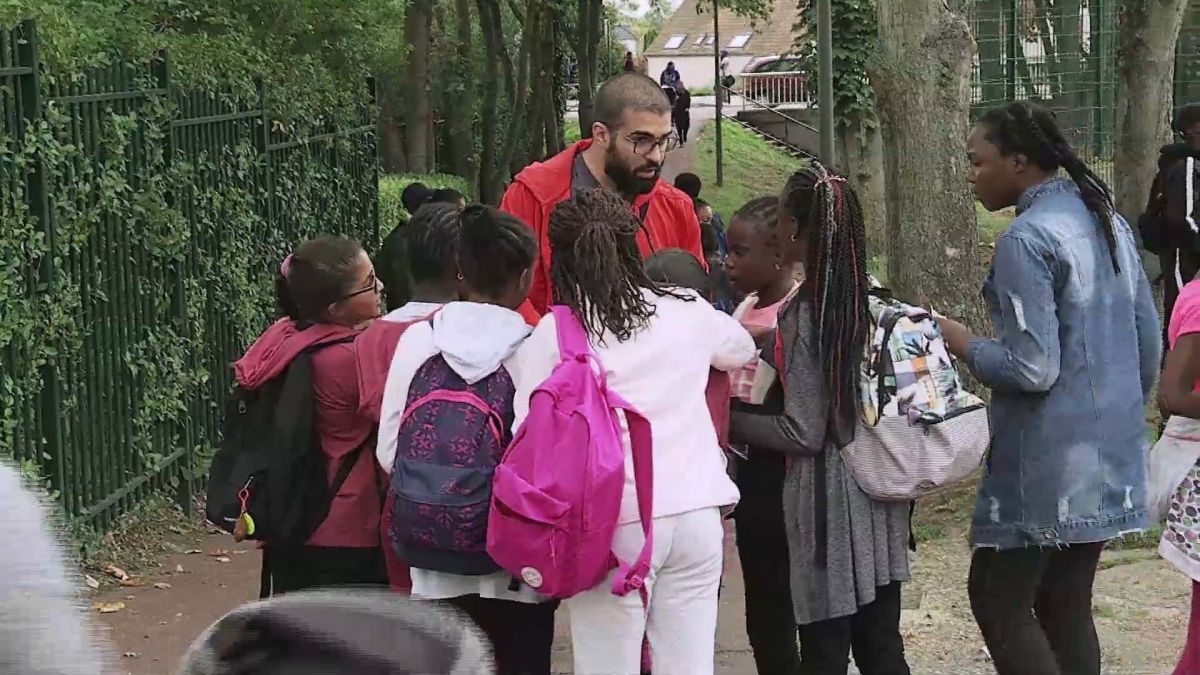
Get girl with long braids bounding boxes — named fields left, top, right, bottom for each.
left=937, top=101, right=1159, bottom=675
left=729, top=164, right=912, bottom=675
left=511, top=188, right=754, bottom=675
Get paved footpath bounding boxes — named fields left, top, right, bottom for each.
left=95, top=527, right=758, bottom=674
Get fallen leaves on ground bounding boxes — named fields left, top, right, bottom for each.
left=174, top=564, right=184, bottom=573
left=153, top=582, right=172, bottom=590
left=184, top=549, right=202, bottom=555
left=84, top=575, right=100, bottom=590
left=209, top=549, right=230, bottom=557
left=118, top=577, right=143, bottom=587
left=104, top=565, right=129, bottom=581
left=122, top=652, right=139, bottom=659
left=92, top=601, right=125, bottom=614
left=214, top=556, right=231, bottom=563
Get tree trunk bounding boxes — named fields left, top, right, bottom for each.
left=837, top=122, right=888, bottom=259
left=376, top=74, right=409, bottom=173
left=404, top=0, right=435, bottom=173
left=477, top=0, right=504, bottom=202
left=1113, top=0, right=1189, bottom=240
left=870, top=0, right=985, bottom=326
left=498, top=0, right=533, bottom=178
left=445, top=0, right=478, bottom=183
left=576, top=0, right=603, bottom=137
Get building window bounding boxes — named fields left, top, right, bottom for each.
left=694, top=33, right=708, bottom=45
left=664, top=34, right=686, bottom=49
left=728, top=33, right=752, bottom=49
left=704, top=35, right=716, bottom=46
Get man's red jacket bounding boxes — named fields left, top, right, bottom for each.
left=500, top=140, right=705, bottom=323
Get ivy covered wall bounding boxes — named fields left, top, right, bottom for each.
left=0, top=21, right=378, bottom=528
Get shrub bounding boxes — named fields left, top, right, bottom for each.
left=378, top=173, right=474, bottom=240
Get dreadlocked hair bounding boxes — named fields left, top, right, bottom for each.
left=781, top=164, right=869, bottom=445
left=458, top=205, right=537, bottom=298
left=979, top=101, right=1120, bottom=273
left=549, top=188, right=690, bottom=341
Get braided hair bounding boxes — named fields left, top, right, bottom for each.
left=780, top=164, right=869, bottom=444
left=457, top=205, right=537, bottom=300
left=979, top=101, right=1120, bottom=273
left=549, top=188, right=689, bottom=342
left=406, top=203, right=462, bottom=284
left=734, top=195, right=779, bottom=231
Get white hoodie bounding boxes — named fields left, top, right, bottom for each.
left=375, top=301, right=542, bottom=603
left=375, top=302, right=530, bottom=474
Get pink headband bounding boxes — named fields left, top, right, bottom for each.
left=280, top=254, right=294, bottom=279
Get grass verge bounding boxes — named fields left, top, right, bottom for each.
left=689, top=121, right=809, bottom=220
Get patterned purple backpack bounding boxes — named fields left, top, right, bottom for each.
left=389, top=351, right=515, bottom=575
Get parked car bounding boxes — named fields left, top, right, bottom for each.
left=741, top=56, right=809, bottom=105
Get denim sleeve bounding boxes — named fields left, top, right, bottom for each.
left=1133, top=262, right=1162, bottom=400
left=966, top=234, right=1061, bottom=394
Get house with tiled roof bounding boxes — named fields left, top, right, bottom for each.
left=643, top=0, right=801, bottom=89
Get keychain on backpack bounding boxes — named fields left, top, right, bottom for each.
left=233, top=482, right=255, bottom=542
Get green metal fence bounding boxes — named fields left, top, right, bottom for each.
left=969, top=0, right=1119, bottom=183
left=971, top=0, right=1200, bottom=184
left=1177, top=1, right=1200, bottom=118
left=0, top=20, right=378, bottom=528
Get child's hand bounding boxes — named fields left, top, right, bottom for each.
left=746, top=324, right=773, bottom=339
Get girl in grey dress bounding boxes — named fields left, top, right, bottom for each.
left=730, top=164, right=912, bottom=675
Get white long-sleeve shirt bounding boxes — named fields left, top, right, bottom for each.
left=508, top=288, right=756, bottom=524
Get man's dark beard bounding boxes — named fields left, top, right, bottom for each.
left=605, top=146, right=660, bottom=199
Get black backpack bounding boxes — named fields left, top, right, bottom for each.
left=205, top=335, right=363, bottom=545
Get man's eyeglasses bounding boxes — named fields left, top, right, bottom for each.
left=624, top=133, right=679, bottom=156
left=341, top=272, right=380, bottom=301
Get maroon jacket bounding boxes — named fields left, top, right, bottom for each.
left=234, top=319, right=381, bottom=549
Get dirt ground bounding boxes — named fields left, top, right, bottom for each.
left=89, top=491, right=1191, bottom=675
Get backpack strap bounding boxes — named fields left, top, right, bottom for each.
left=549, top=305, right=592, bottom=360
left=607, top=393, right=654, bottom=597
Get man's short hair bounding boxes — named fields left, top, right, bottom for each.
left=674, top=172, right=702, bottom=199
left=594, top=73, right=672, bottom=131
left=1178, top=104, right=1200, bottom=133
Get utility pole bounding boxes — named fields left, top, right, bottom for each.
left=713, top=0, right=724, bottom=186
left=816, top=0, right=835, bottom=166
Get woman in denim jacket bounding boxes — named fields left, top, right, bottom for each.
left=938, top=101, right=1160, bottom=675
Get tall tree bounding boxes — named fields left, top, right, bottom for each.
left=477, top=0, right=506, bottom=200
left=443, top=0, right=478, bottom=182
left=405, top=0, right=436, bottom=173
left=576, top=0, right=604, bottom=138
left=1113, top=0, right=1190, bottom=234
left=794, top=0, right=887, bottom=254
left=870, top=0, right=985, bottom=325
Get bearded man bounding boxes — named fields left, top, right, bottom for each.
left=501, top=73, right=704, bottom=321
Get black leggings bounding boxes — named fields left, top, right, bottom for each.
left=735, top=452, right=802, bottom=675
left=447, top=595, right=558, bottom=675
left=968, top=542, right=1105, bottom=675
left=797, top=581, right=911, bottom=675
left=261, top=545, right=387, bottom=598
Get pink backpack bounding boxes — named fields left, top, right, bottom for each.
left=486, top=306, right=653, bottom=600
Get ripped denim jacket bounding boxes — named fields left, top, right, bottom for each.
left=966, top=178, right=1161, bottom=549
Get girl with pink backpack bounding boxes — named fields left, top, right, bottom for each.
left=507, top=189, right=755, bottom=675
